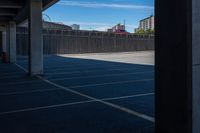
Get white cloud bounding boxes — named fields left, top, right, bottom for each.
left=58, top=1, right=154, bottom=10
left=94, top=26, right=111, bottom=31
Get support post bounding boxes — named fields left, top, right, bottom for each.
left=6, top=24, right=10, bottom=61
left=155, top=0, right=200, bottom=132
left=28, top=0, right=43, bottom=76
left=192, top=0, right=200, bottom=132
left=9, top=21, right=16, bottom=63
left=0, top=27, right=3, bottom=54
left=2, top=31, right=6, bottom=53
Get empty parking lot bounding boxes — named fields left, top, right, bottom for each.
left=0, top=51, right=154, bottom=133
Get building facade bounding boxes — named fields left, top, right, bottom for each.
left=71, top=24, right=80, bottom=30
left=107, top=24, right=128, bottom=35
left=111, top=24, right=126, bottom=32
left=135, top=15, right=154, bottom=32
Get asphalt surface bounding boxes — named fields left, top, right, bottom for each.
left=0, top=52, right=155, bottom=133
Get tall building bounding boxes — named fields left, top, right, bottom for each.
left=135, top=15, right=154, bottom=32
left=71, top=24, right=80, bottom=30
left=112, top=24, right=126, bottom=32
left=107, top=23, right=128, bottom=34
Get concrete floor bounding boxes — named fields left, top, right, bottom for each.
left=60, top=51, right=155, bottom=65
left=0, top=51, right=155, bottom=133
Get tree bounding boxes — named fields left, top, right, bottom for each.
left=135, top=29, right=154, bottom=35
left=135, top=29, right=146, bottom=34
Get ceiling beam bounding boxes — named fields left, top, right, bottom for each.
left=43, top=0, right=59, bottom=10
left=14, top=2, right=27, bottom=24
left=0, top=1, right=22, bottom=8
left=15, top=0, right=59, bottom=24
left=0, top=16, right=12, bottom=21
left=0, top=9, right=17, bottom=16
left=0, top=13, right=16, bottom=16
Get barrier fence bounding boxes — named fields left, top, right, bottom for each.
left=16, top=27, right=154, bottom=55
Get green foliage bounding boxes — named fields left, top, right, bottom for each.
left=135, top=29, right=154, bottom=35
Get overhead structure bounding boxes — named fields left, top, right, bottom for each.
left=0, top=0, right=58, bottom=75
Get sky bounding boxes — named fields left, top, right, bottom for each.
left=44, top=0, right=154, bottom=33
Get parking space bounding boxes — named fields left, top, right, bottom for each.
left=0, top=51, right=155, bottom=133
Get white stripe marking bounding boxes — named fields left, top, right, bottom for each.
left=0, top=75, right=27, bottom=79
left=47, top=67, right=138, bottom=75
left=0, top=68, right=27, bottom=75
left=0, top=80, right=42, bottom=86
left=68, top=79, right=154, bottom=89
left=44, top=63, right=133, bottom=70
left=39, top=77, right=155, bottom=122
left=50, top=71, right=153, bottom=81
left=0, top=100, right=94, bottom=115
left=15, top=64, right=28, bottom=72
left=0, top=93, right=154, bottom=116
left=47, top=64, right=137, bottom=72
left=102, top=93, right=154, bottom=101
left=0, top=88, right=60, bottom=96
left=14, top=63, right=155, bottom=123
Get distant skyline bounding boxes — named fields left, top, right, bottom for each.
left=44, top=0, right=154, bottom=33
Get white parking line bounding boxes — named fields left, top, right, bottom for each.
left=46, top=67, right=138, bottom=75
left=44, top=63, right=126, bottom=70
left=0, top=80, right=42, bottom=86
left=0, top=100, right=95, bottom=116
left=68, top=79, right=154, bottom=89
left=0, top=92, right=154, bottom=116
left=15, top=63, right=155, bottom=123
left=0, top=75, right=27, bottom=79
left=15, top=64, right=28, bottom=72
left=50, top=71, right=154, bottom=81
left=45, top=64, right=131, bottom=71
left=0, top=75, right=153, bottom=87
left=0, top=88, right=60, bottom=96
left=40, top=78, right=155, bottom=122
left=0, top=71, right=26, bottom=76
left=102, top=93, right=154, bottom=101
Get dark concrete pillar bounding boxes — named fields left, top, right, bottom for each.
left=6, top=24, right=10, bottom=61
left=192, top=0, right=200, bottom=132
left=155, top=0, right=200, bottom=132
left=0, top=27, right=3, bottom=54
left=2, top=31, right=6, bottom=54
left=9, top=21, right=16, bottom=63
left=28, top=0, right=43, bottom=75
left=0, top=23, right=16, bottom=63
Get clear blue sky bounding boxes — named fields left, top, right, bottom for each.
left=44, top=0, right=154, bottom=33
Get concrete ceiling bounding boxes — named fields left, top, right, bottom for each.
left=0, top=0, right=59, bottom=25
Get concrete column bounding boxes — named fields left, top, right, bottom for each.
left=28, top=0, right=43, bottom=75
left=155, top=0, right=200, bottom=132
left=0, top=27, right=4, bottom=54
left=6, top=24, right=10, bottom=61
left=192, top=0, right=200, bottom=132
left=9, top=22, right=16, bottom=63
left=0, top=31, right=2, bottom=53
left=1, top=22, right=17, bottom=63
left=2, top=31, right=6, bottom=53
